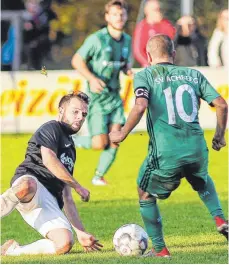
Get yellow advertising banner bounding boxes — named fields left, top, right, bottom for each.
left=1, top=68, right=228, bottom=133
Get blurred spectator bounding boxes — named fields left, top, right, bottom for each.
left=174, top=16, right=208, bottom=67
left=1, top=25, right=15, bottom=71
left=1, top=0, right=25, bottom=71
left=208, top=9, right=228, bottom=67
left=133, top=0, right=176, bottom=67
left=22, top=0, right=56, bottom=70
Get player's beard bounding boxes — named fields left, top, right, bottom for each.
left=109, top=21, right=125, bottom=31
left=60, top=116, right=80, bottom=135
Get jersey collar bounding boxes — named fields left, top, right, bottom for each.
left=106, top=27, right=123, bottom=42
left=156, top=62, right=174, bottom=65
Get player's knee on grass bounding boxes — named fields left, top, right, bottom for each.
left=92, top=135, right=109, bottom=150
left=47, top=229, right=74, bottom=254
left=12, top=176, right=37, bottom=203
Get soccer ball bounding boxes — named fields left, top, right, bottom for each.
left=113, top=224, right=148, bottom=256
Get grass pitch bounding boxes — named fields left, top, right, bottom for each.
left=1, top=130, right=228, bottom=264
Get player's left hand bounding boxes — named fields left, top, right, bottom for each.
left=212, top=136, right=226, bottom=151
left=109, top=130, right=126, bottom=144
left=77, top=231, right=103, bottom=252
left=75, top=185, right=90, bottom=202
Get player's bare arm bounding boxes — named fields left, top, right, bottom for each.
left=71, top=53, right=105, bottom=93
left=41, top=146, right=90, bottom=201
left=211, top=96, right=228, bottom=151
left=109, top=97, right=148, bottom=143
left=63, top=185, right=85, bottom=231
left=63, top=186, right=103, bottom=252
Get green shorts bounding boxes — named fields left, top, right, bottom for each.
left=137, top=154, right=209, bottom=199
left=87, top=106, right=126, bottom=137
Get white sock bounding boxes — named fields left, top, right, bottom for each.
left=7, top=239, right=56, bottom=256
left=0, top=188, right=19, bottom=218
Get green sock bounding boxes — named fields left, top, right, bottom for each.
left=72, top=135, right=92, bottom=149
left=95, top=147, right=117, bottom=177
left=198, top=175, right=225, bottom=219
left=139, top=200, right=166, bottom=252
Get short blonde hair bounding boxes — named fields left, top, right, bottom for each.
left=105, top=0, right=128, bottom=13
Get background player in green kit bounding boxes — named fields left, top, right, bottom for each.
left=109, top=35, right=228, bottom=257
left=71, top=0, right=132, bottom=186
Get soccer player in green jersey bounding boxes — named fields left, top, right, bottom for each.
left=109, top=35, right=228, bottom=257
left=71, top=0, right=132, bottom=186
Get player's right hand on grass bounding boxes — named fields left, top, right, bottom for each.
left=75, top=185, right=90, bottom=202
left=212, top=135, right=226, bottom=151
left=77, top=231, right=103, bottom=252
left=89, top=77, right=105, bottom=94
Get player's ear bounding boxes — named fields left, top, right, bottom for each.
left=147, top=52, right=152, bottom=64
left=105, top=12, right=109, bottom=23
left=59, top=107, right=64, bottom=116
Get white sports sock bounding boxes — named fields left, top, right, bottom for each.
left=7, top=239, right=56, bottom=256
left=0, top=188, right=19, bottom=218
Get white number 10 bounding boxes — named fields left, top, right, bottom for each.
left=163, top=84, right=198, bottom=125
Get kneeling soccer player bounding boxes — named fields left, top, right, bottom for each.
left=1, top=91, right=103, bottom=256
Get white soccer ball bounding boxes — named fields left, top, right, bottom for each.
left=113, top=224, right=148, bottom=256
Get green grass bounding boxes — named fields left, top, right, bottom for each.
left=1, top=130, right=228, bottom=264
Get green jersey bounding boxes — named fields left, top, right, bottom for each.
left=134, top=63, right=220, bottom=169
left=77, top=27, right=132, bottom=114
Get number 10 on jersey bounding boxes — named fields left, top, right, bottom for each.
left=163, top=84, right=198, bottom=125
